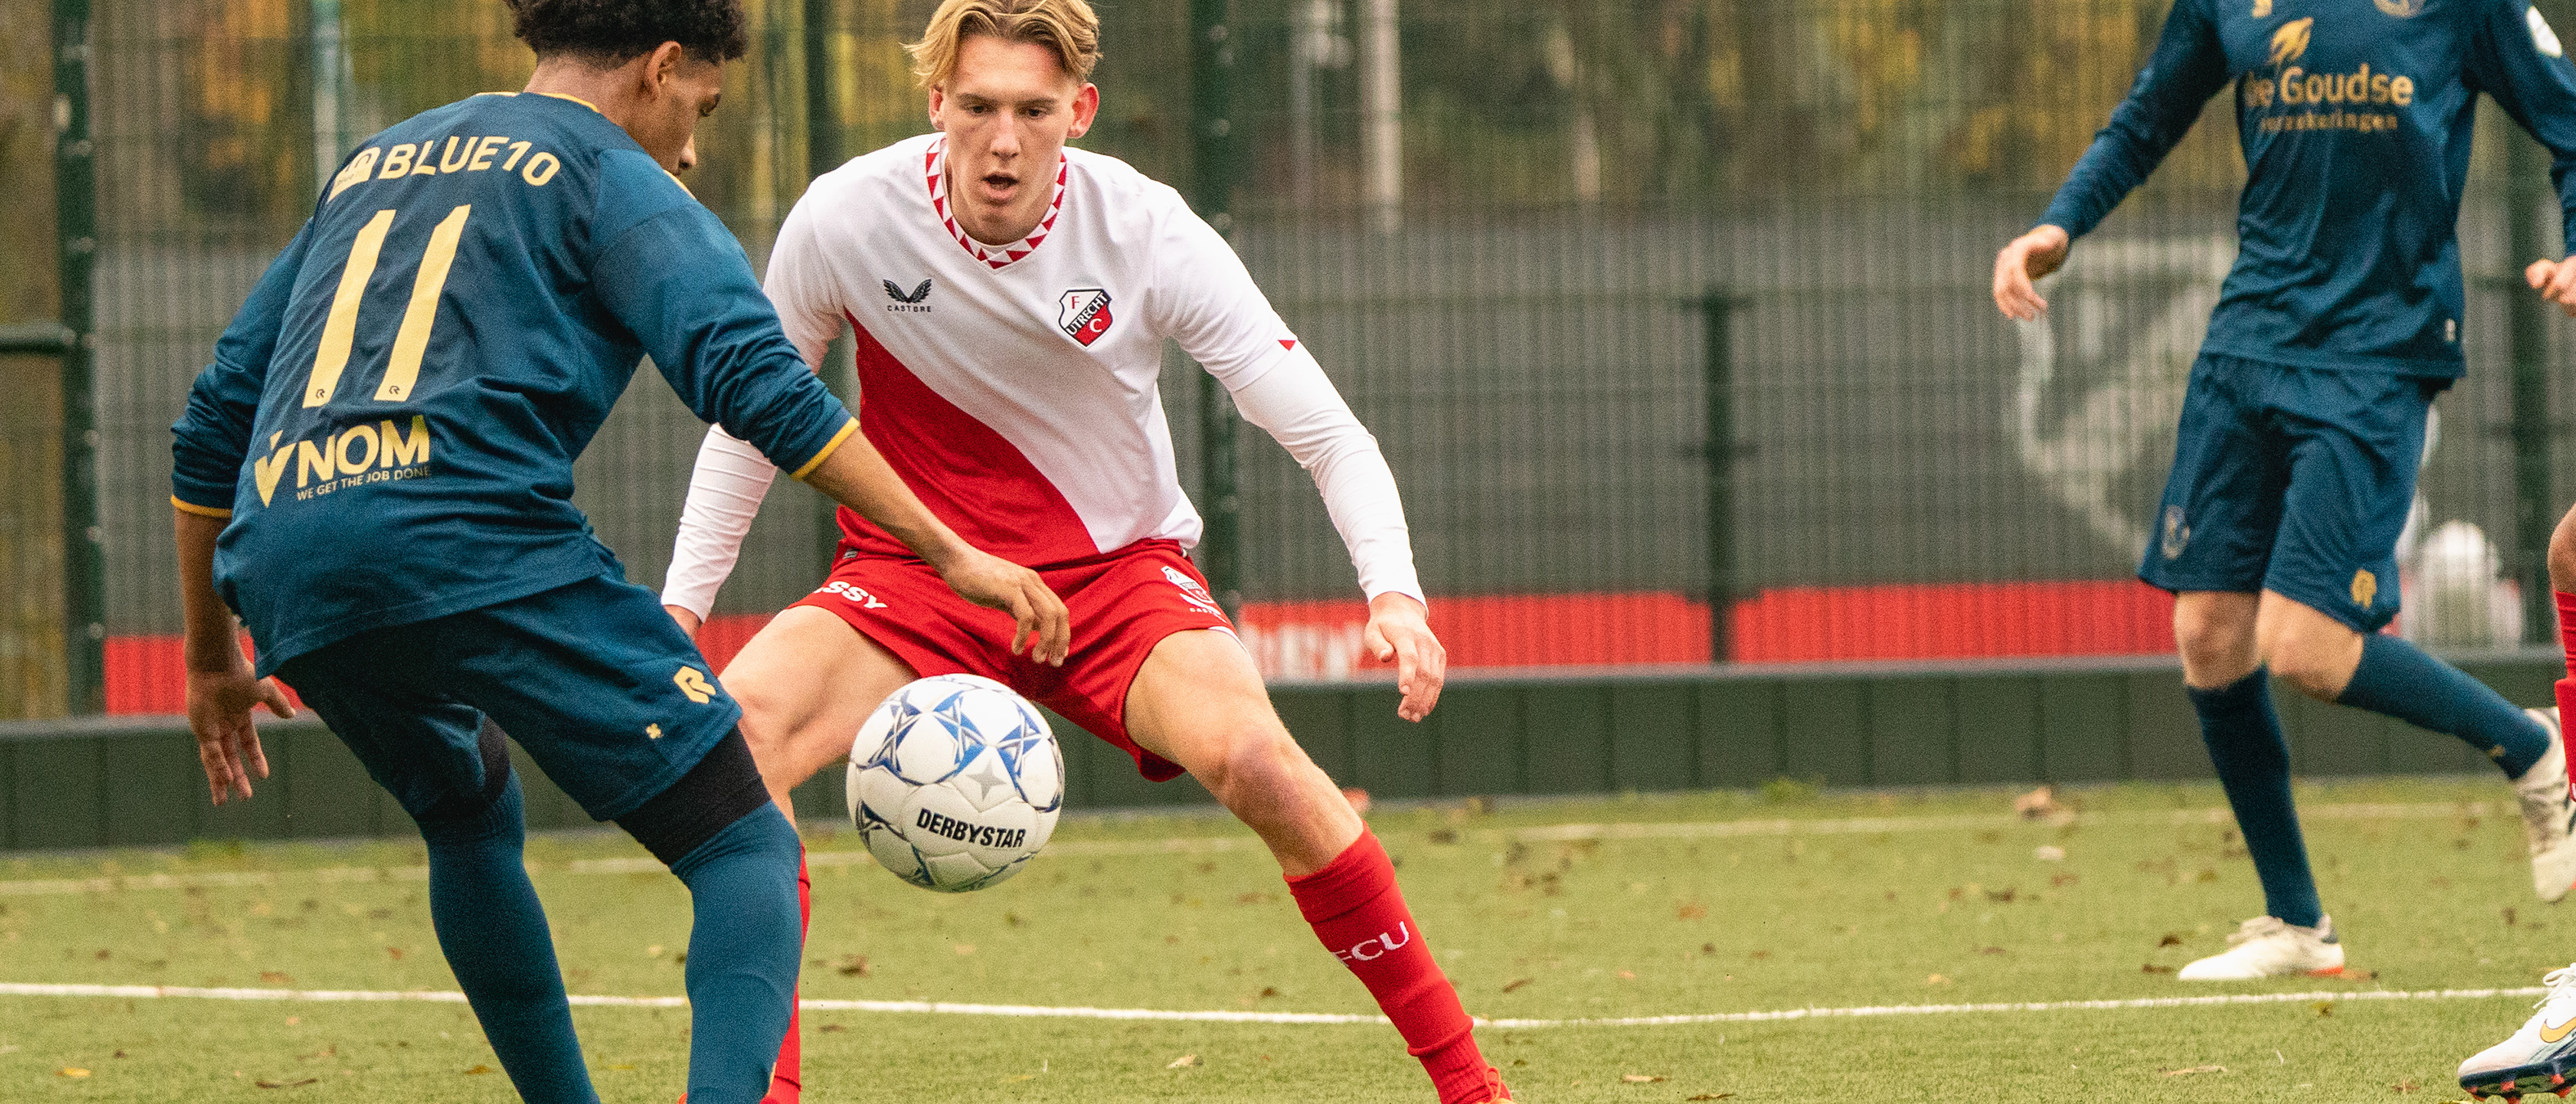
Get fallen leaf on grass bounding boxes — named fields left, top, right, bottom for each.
left=2392, top=1078, right=2420, bottom=1093
left=2142, top=963, right=2175, bottom=974
left=1977, top=946, right=2007, bottom=956
left=2313, top=1001, right=2333, bottom=1017
left=2161, top=1065, right=2226, bottom=1076
left=819, top=1024, right=847, bottom=1033
left=1676, top=903, right=1708, bottom=920
left=1616, top=970, right=1636, bottom=980
left=1501, top=978, right=1533, bottom=993
left=1166, top=1054, right=1200, bottom=1069
left=1258, top=986, right=1279, bottom=999
left=2014, top=786, right=2062, bottom=819
left=295, top=1045, right=335, bottom=1061
left=1685, top=1095, right=1735, bottom=1101
left=954, top=944, right=977, bottom=956
left=2033, top=846, right=2066, bottom=862
left=464, top=1065, right=494, bottom=1075
left=385, top=947, right=403, bottom=960
left=836, top=954, right=870, bottom=977
left=255, top=1077, right=319, bottom=1088
left=1622, top=1073, right=1667, bottom=1083
left=1925, top=973, right=1951, bottom=985
left=57, top=1068, right=91, bottom=1078
left=260, top=972, right=294, bottom=985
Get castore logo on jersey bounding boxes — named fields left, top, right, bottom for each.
left=882, top=278, right=932, bottom=312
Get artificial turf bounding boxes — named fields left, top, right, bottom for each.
left=2, top=776, right=2566, bottom=1101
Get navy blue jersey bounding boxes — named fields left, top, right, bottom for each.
left=172, top=92, right=857, bottom=674
left=2039, top=0, right=2576, bottom=375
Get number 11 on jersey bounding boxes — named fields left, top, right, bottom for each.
left=303, top=204, right=472, bottom=408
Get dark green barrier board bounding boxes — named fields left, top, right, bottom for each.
left=4, top=651, right=2558, bottom=851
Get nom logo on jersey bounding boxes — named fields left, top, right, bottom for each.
left=1057, top=288, right=1115, bottom=347
left=249, top=416, right=433, bottom=507
left=882, top=278, right=932, bottom=312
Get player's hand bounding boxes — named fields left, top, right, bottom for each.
left=184, top=662, right=292, bottom=806
left=1994, top=225, right=2071, bottom=321
left=664, top=604, right=703, bottom=640
left=1365, top=592, right=1445, bottom=722
left=2530, top=258, right=2576, bottom=316
left=936, top=549, right=1070, bottom=666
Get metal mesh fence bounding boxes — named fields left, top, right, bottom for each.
left=26, top=0, right=2576, bottom=714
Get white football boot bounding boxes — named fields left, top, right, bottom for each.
left=2174, top=915, right=2345, bottom=981
left=2514, top=707, right=2576, bottom=904
left=2460, top=963, right=2576, bottom=1100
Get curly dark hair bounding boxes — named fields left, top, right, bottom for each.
left=504, top=0, right=747, bottom=65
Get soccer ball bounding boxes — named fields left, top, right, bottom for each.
left=845, top=674, right=1065, bottom=892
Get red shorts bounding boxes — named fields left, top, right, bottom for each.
left=788, top=538, right=1232, bottom=781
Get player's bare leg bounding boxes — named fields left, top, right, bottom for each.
left=722, top=606, right=922, bottom=820
left=698, top=608, right=916, bottom=1104
left=1124, top=630, right=1506, bottom=1102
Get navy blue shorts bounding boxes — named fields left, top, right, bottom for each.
left=275, top=572, right=743, bottom=824
left=2138, top=352, right=2443, bottom=633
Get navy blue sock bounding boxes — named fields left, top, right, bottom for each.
left=418, top=776, right=599, bottom=1104
left=2188, top=670, right=2324, bottom=929
left=671, top=803, right=804, bottom=1104
left=2336, top=633, right=2549, bottom=777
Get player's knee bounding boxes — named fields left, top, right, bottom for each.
left=614, top=729, right=779, bottom=868
left=413, top=716, right=523, bottom=846
left=2172, top=599, right=2255, bottom=674
left=2549, top=508, right=2576, bottom=592
left=1195, top=724, right=1307, bottom=809
left=2264, top=636, right=2352, bottom=701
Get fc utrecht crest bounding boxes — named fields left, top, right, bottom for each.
left=1057, top=288, right=1115, bottom=347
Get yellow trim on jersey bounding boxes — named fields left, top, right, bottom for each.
left=170, top=495, right=232, bottom=518
left=534, top=92, right=603, bottom=114
left=790, top=419, right=859, bottom=481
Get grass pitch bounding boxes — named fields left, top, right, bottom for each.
left=2, top=776, right=2568, bottom=1102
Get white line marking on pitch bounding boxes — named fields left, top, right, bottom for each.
left=0, top=801, right=2499, bottom=895
left=0, top=981, right=2541, bottom=1028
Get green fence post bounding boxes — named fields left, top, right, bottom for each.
left=2507, top=129, right=2554, bottom=645
left=53, top=0, right=102, bottom=715
left=1190, top=0, right=1241, bottom=617
left=1701, top=289, right=1739, bottom=663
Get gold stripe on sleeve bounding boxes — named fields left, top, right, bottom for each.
left=170, top=495, right=233, bottom=518
left=789, top=419, right=860, bottom=481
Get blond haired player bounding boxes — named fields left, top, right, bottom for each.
left=658, top=2, right=1509, bottom=1101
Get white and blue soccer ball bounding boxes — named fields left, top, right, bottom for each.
left=846, top=675, right=1065, bottom=892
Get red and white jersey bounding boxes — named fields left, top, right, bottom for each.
left=659, top=133, right=1422, bottom=617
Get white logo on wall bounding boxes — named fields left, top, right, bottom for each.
left=2013, top=236, right=2231, bottom=557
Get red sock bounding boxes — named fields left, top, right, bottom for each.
left=758, top=848, right=811, bottom=1104
left=2557, top=592, right=2576, bottom=677
left=1286, top=830, right=1501, bottom=1104
left=2558, top=680, right=2576, bottom=801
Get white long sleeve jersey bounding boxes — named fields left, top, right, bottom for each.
left=660, top=133, right=1422, bottom=620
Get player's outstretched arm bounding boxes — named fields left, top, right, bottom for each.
left=1994, top=225, right=2071, bottom=321
left=173, top=509, right=294, bottom=805
left=799, top=435, right=1071, bottom=666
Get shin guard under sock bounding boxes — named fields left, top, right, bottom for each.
left=758, top=848, right=811, bottom=1104
left=1286, top=830, right=1497, bottom=1104
left=420, top=776, right=599, bottom=1104
left=672, top=806, right=804, bottom=1104
left=2188, top=671, right=2324, bottom=929
left=2338, top=633, right=2549, bottom=778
